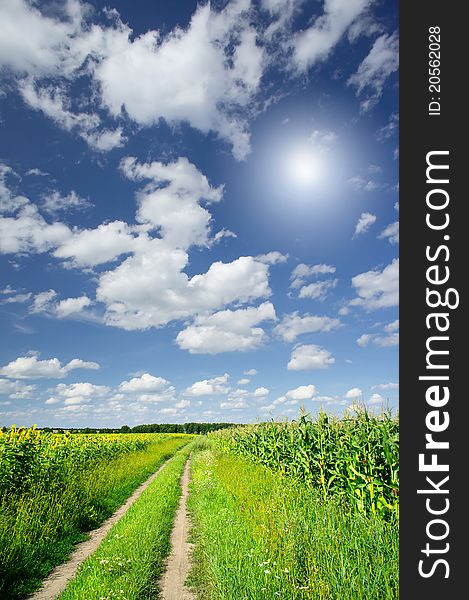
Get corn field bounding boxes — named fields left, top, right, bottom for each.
left=210, top=410, right=399, bottom=519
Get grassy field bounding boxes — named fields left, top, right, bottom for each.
left=0, top=413, right=398, bottom=598
left=59, top=442, right=194, bottom=600
left=0, top=428, right=192, bottom=598
left=187, top=445, right=398, bottom=599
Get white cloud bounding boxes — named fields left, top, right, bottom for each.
left=0, top=292, right=31, bottom=304
left=290, top=263, right=336, bottom=288
left=0, top=355, right=99, bottom=379
left=94, top=2, right=264, bottom=160
left=285, top=384, right=317, bottom=401
left=378, top=221, right=399, bottom=244
left=176, top=302, right=276, bottom=354
left=220, top=399, right=248, bottom=410
left=345, top=387, right=362, bottom=399
left=369, top=392, right=385, bottom=405
left=354, top=212, right=376, bottom=237
left=54, top=155, right=266, bottom=331
left=372, top=382, right=399, bottom=391
left=175, top=398, right=190, bottom=409
left=237, top=378, right=250, bottom=385
left=0, top=203, right=72, bottom=254
left=54, top=221, right=140, bottom=267
left=287, top=344, right=335, bottom=371
left=298, top=279, right=338, bottom=300
left=137, top=389, right=176, bottom=403
left=55, top=296, right=92, bottom=318
left=30, top=290, right=57, bottom=314
left=54, top=382, right=109, bottom=398
left=119, top=373, right=169, bottom=393
left=0, top=0, right=86, bottom=76
left=308, top=128, right=338, bottom=145
left=348, top=175, right=382, bottom=192
left=253, top=386, right=269, bottom=397
left=359, top=319, right=399, bottom=348
left=184, top=374, right=230, bottom=397
left=376, top=112, right=399, bottom=142
left=274, top=312, right=340, bottom=342
left=120, top=156, right=223, bottom=249
left=0, top=378, right=36, bottom=399
left=1, top=1, right=267, bottom=160
left=255, top=251, right=288, bottom=264
left=348, top=31, right=399, bottom=112
left=26, top=168, right=49, bottom=177
left=50, top=382, right=110, bottom=407
left=244, top=368, right=257, bottom=376
left=159, top=407, right=179, bottom=416
left=42, top=190, right=91, bottom=215
left=350, top=258, right=399, bottom=310
left=18, top=79, right=125, bottom=152
left=291, top=0, right=372, bottom=72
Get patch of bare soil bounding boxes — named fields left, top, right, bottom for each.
left=159, top=458, right=195, bottom=600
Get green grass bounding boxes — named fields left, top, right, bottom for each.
left=0, top=436, right=191, bottom=599
left=187, top=447, right=398, bottom=600
left=59, top=443, right=193, bottom=600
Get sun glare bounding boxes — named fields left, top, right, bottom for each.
left=286, top=147, right=324, bottom=187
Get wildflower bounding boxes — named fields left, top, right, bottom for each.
left=264, top=569, right=271, bottom=574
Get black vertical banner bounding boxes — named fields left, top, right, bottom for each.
left=400, top=2, right=465, bottom=598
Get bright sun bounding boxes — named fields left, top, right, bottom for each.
left=286, top=147, right=324, bottom=187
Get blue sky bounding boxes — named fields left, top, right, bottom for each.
left=0, top=0, right=399, bottom=427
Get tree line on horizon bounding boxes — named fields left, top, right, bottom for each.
left=10, top=422, right=239, bottom=435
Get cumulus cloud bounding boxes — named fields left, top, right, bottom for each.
left=253, top=386, right=269, bottom=397
left=0, top=203, right=71, bottom=254
left=348, top=175, right=383, bottom=192
left=348, top=31, right=399, bottom=112
left=287, top=344, right=335, bottom=371
left=237, top=378, right=250, bottom=385
left=41, top=190, right=91, bottom=215
left=378, top=221, right=399, bottom=244
left=220, top=399, right=248, bottom=410
left=345, top=387, right=362, bottom=399
left=176, top=302, right=276, bottom=354
left=0, top=354, right=99, bottom=379
left=255, top=251, right=288, bottom=264
left=29, top=290, right=92, bottom=319
left=55, top=296, right=92, bottom=318
left=357, top=319, right=399, bottom=347
left=291, top=0, right=372, bottom=72
left=350, top=258, right=399, bottom=310
left=119, top=373, right=169, bottom=393
left=285, top=384, right=317, bottom=401
left=298, top=279, right=338, bottom=300
left=372, top=382, right=399, bottom=390
left=46, top=381, right=110, bottom=406
left=120, top=156, right=223, bottom=249
left=0, top=378, right=36, bottom=399
left=290, top=263, right=336, bottom=288
left=375, top=112, right=399, bottom=142
left=53, top=221, right=141, bottom=267
left=0, top=292, right=31, bottom=304
left=244, top=368, right=257, bottom=376
left=184, top=374, right=230, bottom=397
left=274, top=312, right=340, bottom=342
left=354, top=212, right=376, bottom=237
left=369, top=392, right=385, bottom=405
